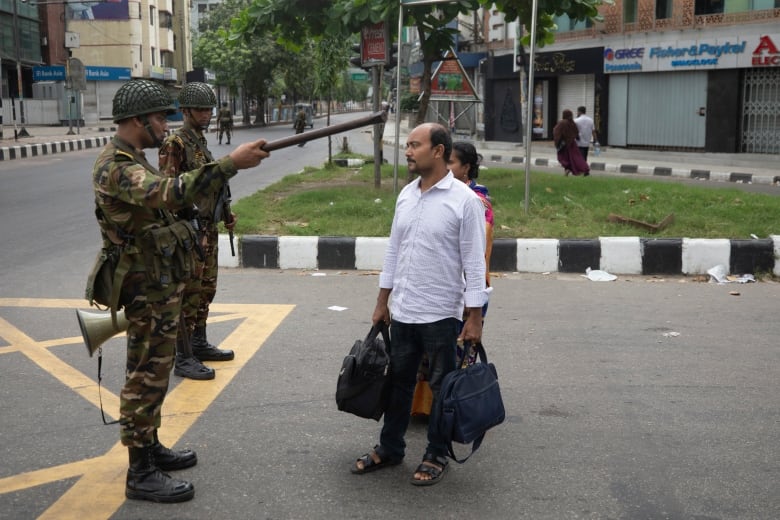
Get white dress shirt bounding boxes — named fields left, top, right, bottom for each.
left=379, top=171, right=488, bottom=324
left=575, top=114, right=595, bottom=148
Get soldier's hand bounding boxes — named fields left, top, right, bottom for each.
left=230, top=139, right=270, bottom=170
left=225, top=212, right=237, bottom=231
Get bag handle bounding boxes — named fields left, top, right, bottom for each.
left=366, top=321, right=391, bottom=352
left=456, top=340, right=487, bottom=368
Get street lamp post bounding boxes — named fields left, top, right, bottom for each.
left=12, top=0, right=30, bottom=138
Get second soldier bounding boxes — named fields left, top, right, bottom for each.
left=159, top=82, right=236, bottom=380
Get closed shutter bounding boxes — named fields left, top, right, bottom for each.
left=557, top=74, right=595, bottom=118
left=741, top=68, right=780, bottom=154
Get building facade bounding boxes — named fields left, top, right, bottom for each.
left=1, top=0, right=192, bottom=126
left=479, top=0, right=780, bottom=154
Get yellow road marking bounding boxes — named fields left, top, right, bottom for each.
left=0, top=299, right=294, bottom=519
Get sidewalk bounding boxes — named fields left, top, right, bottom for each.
left=3, top=114, right=779, bottom=188
left=381, top=117, right=780, bottom=186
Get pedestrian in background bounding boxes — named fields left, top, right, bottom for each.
left=91, top=79, right=269, bottom=503
left=553, top=109, right=590, bottom=177
left=351, top=123, right=488, bottom=486
left=574, top=106, right=597, bottom=161
left=159, top=82, right=237, bottom=381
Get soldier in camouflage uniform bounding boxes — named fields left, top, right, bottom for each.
left=217, top=101, right=232, bottom=145
left=91, top=79, right=269, bottom=503
left=159, top=82, right=235, bottom=381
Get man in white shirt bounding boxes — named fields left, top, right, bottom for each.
left=351, top=123, right=488, bottom=486
left=574, top=106, right=597, bottom=160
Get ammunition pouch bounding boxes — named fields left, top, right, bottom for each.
left=85, top=246, right=120, bottom=308
left=138, top=220, right=198, bottom=289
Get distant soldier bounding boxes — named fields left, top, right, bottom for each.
left=294, top=109, right=307, bottom=147
left=217, top=101, right=233, bottom=145
left=90, top=79, right=269, bottom=503
left=159, top=82, right=236, bottom=381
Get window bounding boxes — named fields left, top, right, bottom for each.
left=149, top=5, right=155, bottom=25
left=151, top=46, right=156, bottom=66
left=694, top=0, right=723, bottom=14
left=159, top=11, right=172, bottom=29
left=656, top=0, right=673, bottom=19
left=553, top=14, right=592, bottom=32
left=624, top=0, right=638, bottom=22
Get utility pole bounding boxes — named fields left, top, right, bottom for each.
left=12, top=0, right=30, bottom=138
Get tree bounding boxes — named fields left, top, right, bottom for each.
left=229, top=0, right=606, bottom=123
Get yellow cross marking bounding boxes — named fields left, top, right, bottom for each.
left=0, top=298, right=294, bottom=519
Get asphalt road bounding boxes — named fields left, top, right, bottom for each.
left=1, top=117, right=779, bottom=519
left=1, top=270, right=779, bottom=519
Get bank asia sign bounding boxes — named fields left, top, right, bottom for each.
left=604, top=33, right=779, bottom=73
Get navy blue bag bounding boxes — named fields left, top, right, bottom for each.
left=435, top=342, right=505, bottom=463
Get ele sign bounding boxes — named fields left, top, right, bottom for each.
left=604, top=33, right=780, bottom=73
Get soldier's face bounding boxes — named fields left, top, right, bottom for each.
left=187, top=107, right=212, bottom=128
left=144, top=112, right=169, bottom=143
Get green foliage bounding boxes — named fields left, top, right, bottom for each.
left=399, top=93, right=420, bottom=112
left=227, top=0, right=609, bottom=121
left=232, top=163, right=780, bottom=239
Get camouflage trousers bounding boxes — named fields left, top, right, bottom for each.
left=119, top=272, right=185, bottom=447
left=181, top=221, right=218, bottom=333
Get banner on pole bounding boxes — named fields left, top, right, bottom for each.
left=427, top=49, right=481, bottom=102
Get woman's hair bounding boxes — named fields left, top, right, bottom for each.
left=562, top=109, right=574, bottom=120
left=452, top=141, right=482, bottom=180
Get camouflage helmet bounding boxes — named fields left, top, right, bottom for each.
left=178, top=82, right=217, bottom=109
left=112, top=79, right=176, bottom=123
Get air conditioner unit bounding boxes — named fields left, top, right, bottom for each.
left=41, top=36, right=48, bottom=46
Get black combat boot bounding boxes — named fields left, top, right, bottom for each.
left=174, top=330, right=215, bottom=380
left=151, top=432, right=198, bottom=471
left=126, top=446, right=195, bottom=503
left=192, top=325, right=235, bottom=361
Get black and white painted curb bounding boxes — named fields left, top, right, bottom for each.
left=0, top=136, right=112, bottom=161
left=217, top=235, right=780, bottom=276
left=489, top=155, right=780, bottom=186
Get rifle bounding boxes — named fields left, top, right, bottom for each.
left=214, top=183, right=235, bottom=256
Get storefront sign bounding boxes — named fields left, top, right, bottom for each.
left=35, top=65, right=131, bottom=82
left=752, top=35, right=780, bottom=66
left=604, top=33, right=779, bottom=73
left=34, top=66, right=66, bottom=81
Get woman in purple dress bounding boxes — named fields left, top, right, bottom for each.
left=553, top=109, right=590, bottom=176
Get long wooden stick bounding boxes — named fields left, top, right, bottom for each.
left=261, top=110, right=388, bottom=152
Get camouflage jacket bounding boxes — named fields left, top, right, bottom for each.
left=158, top=122, right=220, bottom=220
left=92, top=136, right=236, bottom=259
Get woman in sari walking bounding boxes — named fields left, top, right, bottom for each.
left=553, top=109, right=590, bottom=176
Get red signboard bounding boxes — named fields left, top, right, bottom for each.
left=429, top=49, right=480, bottom=101
left=361, top=22, right=388, bottom=67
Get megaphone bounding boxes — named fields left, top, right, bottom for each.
left=76, top=309, right=129, bottom=357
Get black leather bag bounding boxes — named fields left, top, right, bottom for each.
left=336, top=323, right=391, bottom=421
left=434, top=342, right=505, bottom=463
